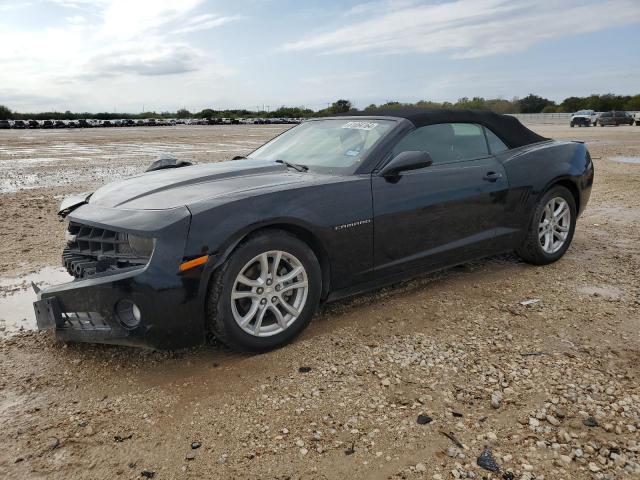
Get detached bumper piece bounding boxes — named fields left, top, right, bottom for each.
left=34, top=296, right=126, bottom=343
left=33, top=266, right=206, bottom=349
left=34, top=297, right=61, bottom=330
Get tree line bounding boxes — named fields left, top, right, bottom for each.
left=362, top=93, right=640, bottom=114
left=1, top=93, right=639, bottom=121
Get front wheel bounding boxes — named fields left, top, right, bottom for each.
left=206, top=230, right=322, bottom=352
left=516, top=186, right=577, bottom=265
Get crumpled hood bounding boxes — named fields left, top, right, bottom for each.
left=89, top=159, right=305, bottom=210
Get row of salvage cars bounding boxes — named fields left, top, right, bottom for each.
left=0, top=117, right=303, bottom=129
left=570, top=109, right=639, bottom=127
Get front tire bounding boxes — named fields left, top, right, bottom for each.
left=516, top=186, right=576, bottom=265
left=206, top=230, right=321, bottom=352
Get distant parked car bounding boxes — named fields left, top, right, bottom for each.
left=0, top=119, right=10, bottom=129
left=41, top=120, right=54, bottom=128
left=54, top=120, right=66, bottom=128
left=570, top=109, right=597, bottom=127
left=633, top=113, right=640, bottom=126
left=597, top=111, right=634, bottom=126
left=12, top=120, right=27, bottom=129
left=76, top=119, right=90, bottom=128
left=27, top=119, right=39, bottom=128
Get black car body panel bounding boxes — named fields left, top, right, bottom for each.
left=36, top=110, right=594, bottom=349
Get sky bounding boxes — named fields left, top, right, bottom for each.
left=0, top=0, right=639, bottom=113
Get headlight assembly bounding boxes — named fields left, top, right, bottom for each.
left=118, top=233, right=155, bottom=258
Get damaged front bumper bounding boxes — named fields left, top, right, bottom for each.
left=34, top=204, right=210, bottom=349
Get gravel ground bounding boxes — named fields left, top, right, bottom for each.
left=0, top=124, right=639, bottom=480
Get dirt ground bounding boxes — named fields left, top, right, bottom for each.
left=0, top=124, right=638, bottom=480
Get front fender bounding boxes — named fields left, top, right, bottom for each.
left=184, top=178, right=374, bottom=301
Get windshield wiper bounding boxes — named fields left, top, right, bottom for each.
left=275, top=159, right=308, bottom=172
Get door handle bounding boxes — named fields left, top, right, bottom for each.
left=483, top=171, right=503, bottom=182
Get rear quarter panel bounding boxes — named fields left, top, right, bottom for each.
left=496, top=140, right=593, bottom=243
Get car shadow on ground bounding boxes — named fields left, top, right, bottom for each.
left=55, top=252, right=526, bottom=373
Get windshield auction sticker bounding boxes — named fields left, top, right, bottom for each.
left=341, top=121, right=378, bottom=131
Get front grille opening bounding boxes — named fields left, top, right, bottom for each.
left=64, top=222, right=150, bottom=279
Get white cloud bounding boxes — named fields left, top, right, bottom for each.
left=100, top=0, right=202, bottom=39
left=172, top=13, right=243, bottom=34
left=283, top=0, right=640, bottom=58
left=0, top=2, right=35, bottom=12
left=0, top=0, right=240, bottom=110
left=81, top=42, right=203, bottom=78
left=66, top=15, right=86, bottom=24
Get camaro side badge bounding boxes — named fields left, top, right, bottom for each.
left=334, top=219, right=371, bottom=231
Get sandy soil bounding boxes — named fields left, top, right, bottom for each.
left=0, top=124, right=639, bottom=480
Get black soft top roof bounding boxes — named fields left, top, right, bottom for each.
left=334, top=108, right=548, bottom=148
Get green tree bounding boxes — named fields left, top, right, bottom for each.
left=197, top=109, right=217, bottom=119
left=329, top=99, right=352, bottom=114
left=455, top=96, right=487, bottom=110
left=0, top=105, right=13, bottom=120
left=485, top=98, right=518, bottom=113
left=176, top=108, right=191, bottom=119
left=518, top=94, right=555, bottom=113
left=415, top=100, right=444, bottom=109
left=559, top=96, right=584, bottom=113
left=624, top=95, right=640, bottom=111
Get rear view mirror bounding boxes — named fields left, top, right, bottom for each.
left=379, top=151, right=433, bottom=177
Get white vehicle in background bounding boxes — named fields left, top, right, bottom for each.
left=633, top=112, right=640, bottom=126
left=570, top=109, right=598, bottom=127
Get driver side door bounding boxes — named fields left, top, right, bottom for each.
left=372, top=122, right=509, bottom=279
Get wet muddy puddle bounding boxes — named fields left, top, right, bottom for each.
left=0, top=267, right=73, bottom=336
left=611, top=156, right=640, bottom=164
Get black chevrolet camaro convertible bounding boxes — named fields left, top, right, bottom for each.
left=34, top=109, right=594, bottom=351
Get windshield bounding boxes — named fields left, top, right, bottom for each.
left=576, top=110, right=593, bottom=115
left=248, top=119, right=395, bottom=174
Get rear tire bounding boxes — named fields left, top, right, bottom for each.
left=515, top=185, right=576, bottom=265
left=206, top=230, right=321, bottom=352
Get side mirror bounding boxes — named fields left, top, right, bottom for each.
left=379, top=151, right=433, bottom=177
